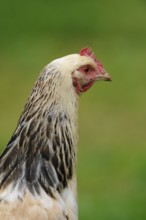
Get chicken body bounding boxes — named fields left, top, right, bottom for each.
left=0, top=48, right=111, bottom=220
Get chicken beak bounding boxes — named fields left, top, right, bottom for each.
left=102, top=72, right=112, bottom=81
left=96, top=70, right=112, bottom=82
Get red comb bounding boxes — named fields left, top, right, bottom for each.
left=80, top=47, right=104, bottom=72
left=80, top=47, right=96, bottom=60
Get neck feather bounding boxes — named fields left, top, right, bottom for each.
left=0, top=63, right=78, bottom=198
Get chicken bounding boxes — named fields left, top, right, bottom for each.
left=0, top=47, right=111, bottom=220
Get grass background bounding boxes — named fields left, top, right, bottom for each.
left=0, top=0, right=146, bottom=219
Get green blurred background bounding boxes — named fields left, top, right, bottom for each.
left=0, top=0, right=146, bottom=219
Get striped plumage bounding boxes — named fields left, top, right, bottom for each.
left=0, top=48, right=111, bottom=220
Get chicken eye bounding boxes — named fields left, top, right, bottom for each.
left=84, top=67, right=90, bottom=73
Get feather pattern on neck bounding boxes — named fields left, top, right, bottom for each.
left=0, top=61, right=78, bottom=202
